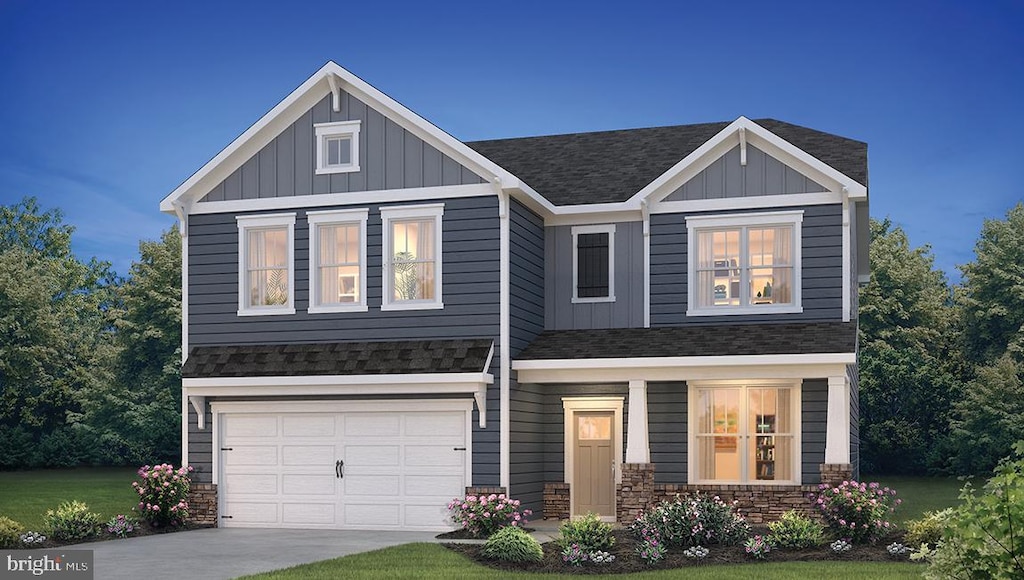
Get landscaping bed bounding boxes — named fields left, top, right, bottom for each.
left=444, top=528, right=916, bottom=574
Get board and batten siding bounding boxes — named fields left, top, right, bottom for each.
left=187, top=195, right=499, bottom=345
left=648, top=382, right=687, bottom=484
left=664, top=144, right=826, bottom=201
left=649, top=204, right=843, bottom=326
left=199, top=93, right=484, bottom=203
left=509, top=200, right=545, bottom=356
left=801, top=379, right=827, bottom=485
left=544, top=222, right=644, bottom=330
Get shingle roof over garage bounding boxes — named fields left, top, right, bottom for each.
left=467, top=119, right=867, bottom=206
left=182, top=339, right=494, bottom=378
left=516, top=322, right=856, bottom=360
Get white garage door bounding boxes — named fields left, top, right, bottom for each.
left=216, top=401, right=469, bottom=531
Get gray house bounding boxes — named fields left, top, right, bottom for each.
left=161, top=61, right=868, bottom=531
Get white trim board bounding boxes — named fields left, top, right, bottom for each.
left=189, top=184, right=494, bottom=215
left=515, top=361, right=851, bottom=385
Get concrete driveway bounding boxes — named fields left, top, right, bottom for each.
left=77, top=527, right=439, bottom=579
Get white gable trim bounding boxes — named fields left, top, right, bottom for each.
left=161, top=61, right=559, bottom=216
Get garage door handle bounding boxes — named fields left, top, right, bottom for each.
left=335, top=460, right=343, bottom=479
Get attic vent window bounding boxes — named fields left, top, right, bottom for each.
left=315, top=120, right=361, bottom=175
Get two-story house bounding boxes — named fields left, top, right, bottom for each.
left=161, top=61, right=868, bottom=531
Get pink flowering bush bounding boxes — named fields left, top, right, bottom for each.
left=631, top=492, right=750, bottom=548
left=808, top=480, right=900, bottom=543
left=446, top=493, right=532, bottom=537
left=133, top=463, right=193, bottom=527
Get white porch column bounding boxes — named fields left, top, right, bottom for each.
left=824, top=375, right=851, bottom=464
left=625, top=380, right=650, bottom=463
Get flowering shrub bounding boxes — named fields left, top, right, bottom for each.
left=588, top=550, right=615, bottom=564
left=808, top=480, right=900, bottom=543
left=557, top=512, right=614, bottom=551
left=43, top=501, right=102, bottom=541
left=133, top=463, right=193, bottom=527
left=480, top=525, right=543, bottom=562
left=744, top=535, right=772, bottom=559
left=766, top=510, right=826, bottom=549
left=106, top=515, right=138, bottom=538
left=631, top=492, right=749, bottom=548
left=887, top=542, right=911, bottom=557
left=683, top=545, right=709, bottom=560
left=19, top=531, right=46, bottom=546
left=831, top=538, right=853, bottom=553
left=561, top=543, right=588, bottom=566
left=633, top=523, right=667, bottom=565
left=446, top=493, right=531, bottom=537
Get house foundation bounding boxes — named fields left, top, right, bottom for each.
left=543, top=482, right=570, bottom=520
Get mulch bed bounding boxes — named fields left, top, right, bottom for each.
left=442, top=529, right=920, bottom=574
left=25, top=521, right=215, bottom=549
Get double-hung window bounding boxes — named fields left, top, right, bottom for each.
left=686, top=211, right=802, bottom=316
left=308, top=209, right=368, bottom=313
left=572, top=224, right=615, bottom=302
left=236, top=213, right=296, bottom=316
left=690, top=383, right=799, bottom=484
left=314, top=120, right=361, bottom=175
left=380, top=204, right=443, bottom=310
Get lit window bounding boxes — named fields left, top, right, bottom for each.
left=308, top=209, right=368, bottom=313
left=691, top=384, right=797, bottom=484
left=314, top=121, right=360, bottom=174
left=686, top=211, right=802, bottom=316
left=572, top=224, right=615, bottom=302
left=236, top=213, right=296, bottom=316
left=381, top=204, right=444, bottom=310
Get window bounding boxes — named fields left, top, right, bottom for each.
left=308, top=209, right=368, bottom=313
left=381, top=204, right=443, bottom=310
left=686, top=211, right=802, bottom=316
left=572, top=224, right=615, bottom=303
left=690, top=383, right=799, bottom=484
left=314, top=120, right=361, bottom=175
left=236, top=213, right=296, bottom=316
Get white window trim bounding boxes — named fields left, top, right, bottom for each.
left=687, top=380, right=802, bottom=486
left=562, top=396, right=624, bottom=521
left=314, top=120, right=361, bottom=175
left=380, top=203, right=444, bottom=311
left=236, top=213, right=296, bottom=316
left=307, top=209, right=369, bottom=314
left=686, top=210, right=803, bottom=317
left=571, top=224, right=616, bottom=303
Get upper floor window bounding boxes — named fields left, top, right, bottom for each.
left=572, top=224, right=616, bottom=303
left=314, top=120, right=361, bottom=175
left=381, top=204, right=444, bottom=311
left=686, top=211, right=802, bottom=316
left=236, top=213, right=296, bottom=316
left=308, top=209, right=369, bottom=313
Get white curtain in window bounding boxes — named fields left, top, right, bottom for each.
left=772, top=226, right=793, bottom=304
left=392, top=219, right=435, bottom=301
left=247, top=228, right=287, bottom=307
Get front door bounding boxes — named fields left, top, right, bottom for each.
left=573, top=411, right=614, bottom=517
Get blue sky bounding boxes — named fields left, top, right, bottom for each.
left=1, top=0, right=1021, bottom=281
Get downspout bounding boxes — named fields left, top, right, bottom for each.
left=496, top=180, right=511, bottom=493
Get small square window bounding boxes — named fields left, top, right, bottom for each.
left=315, top=121, right=360, bottom=175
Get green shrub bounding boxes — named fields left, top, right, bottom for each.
left=481, top=525, right=543, bottom=563
left=44, top=501, right=102, bottom=542
left=0, top=516, right=25, bottom=548
left=766, top=510, right=826, bottom=549
left=809, top=480, right=900, bottom=543
left=904, top=508, right=951, bottom=549
left=557, top=512, right=615, bottom=552
left=631, top=492, right=749, bottom=548
left=920, top=443, right=1024, bottom=580
left=134, top=463, right=192, bottom=527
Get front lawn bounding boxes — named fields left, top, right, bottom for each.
left=240, top=543, right=923, bottom=579
left=0, top=467, right=139, bottom=529
left=867, top=474, right=975, bottom=524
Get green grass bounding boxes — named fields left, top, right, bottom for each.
left=0, top=468, right=139, bottom=529
left=867, top=474, right=979, bottom=524
left=239, top=543, right=923, bottom=579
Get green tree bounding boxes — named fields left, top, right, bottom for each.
left=80, top=227, right=182, bottom=463
left=858, top=218, right=963, bottom=474
left=950, top=353, right=1024, bottom=474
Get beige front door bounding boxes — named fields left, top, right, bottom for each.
left=573, top=411, right=614, bottom=517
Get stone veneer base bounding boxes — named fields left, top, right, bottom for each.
left=186, top=483, right=218, bottom=527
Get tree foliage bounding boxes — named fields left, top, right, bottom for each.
left=858, top=218, right=962, bottom=474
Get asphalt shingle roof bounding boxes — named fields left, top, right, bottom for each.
left=182, top=339, right=494, bottom=378
left=516, top=322, right=856, bottom=360
left=466, top=119, right=867, bottom=206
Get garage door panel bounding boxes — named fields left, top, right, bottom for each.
left=282, top=474, right=336, bottom=495
left=224, top=446, right=278, bottom=466
left=345, top=503, right=400, bottom=527
left=345, top=414, right=400, bottom=437
left=223, top=415, right=278, bottom=437
left=404, top=445, right=463, bottom=467
left=405, top=413, right=465, bottom=438
left=344, top=475, right=400, bottom=496
left=404, top=504, right=450, bottom=529
left=283, top=503, right=336, bottom=525
left=224, top=474, right=278, bottom=495
left=282, top=415, right=335, bottom=437
left=404, top=474, right=465, bottom=495
left=282, top=445, right=334, bottom=465
left=345, top=445, right=399, bottom=466
left=225, top=502, right=279, bottom=525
